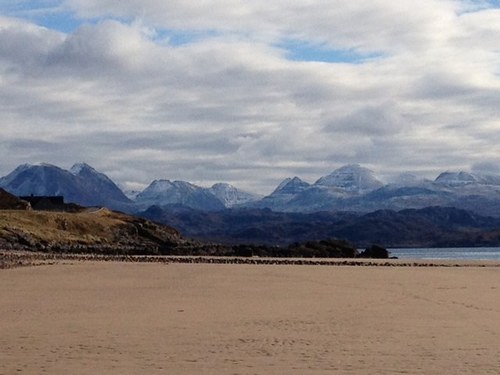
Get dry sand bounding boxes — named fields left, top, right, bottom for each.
left=1, top=261, right=500, bottom=374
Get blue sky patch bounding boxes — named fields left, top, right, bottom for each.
left=280, top=40, right=381, bottom=64
left=1, top=1, right=79, bottom=33
left=31, top=11, right=82, bottom=33
left=153, top=29, right=222, bottom=46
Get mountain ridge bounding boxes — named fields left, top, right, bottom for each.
left=2, top=162, right=500, bottom=248
left=1, top=162, right=500, bottom=217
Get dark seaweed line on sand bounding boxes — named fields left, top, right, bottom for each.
left=2, top=250, right=500, bottom=269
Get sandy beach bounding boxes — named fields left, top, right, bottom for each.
left=1, top=261, right=500, bottom=374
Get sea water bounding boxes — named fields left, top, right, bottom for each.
left=389, top=247, right=500, bottom=261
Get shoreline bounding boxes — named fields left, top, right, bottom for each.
left=2, top=249, right=500, bottom=269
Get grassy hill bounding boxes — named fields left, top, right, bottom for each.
left=0, top=187, right=195, bottom=254
left=0, top=206, right=193, bottom=254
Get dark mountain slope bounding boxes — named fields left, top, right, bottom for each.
left=138, top=205, right=500, bottom=248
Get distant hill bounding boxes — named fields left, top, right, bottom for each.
left=137, top=205, right=500, bottom=248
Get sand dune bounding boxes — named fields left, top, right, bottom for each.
left=1, top=262, right=500, bottom=374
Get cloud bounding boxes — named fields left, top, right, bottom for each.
left=471, top=160, right=500, bottom=174
left=63, top=0, right=460, bottom=53
left=0, top=1, right=500, bottom=194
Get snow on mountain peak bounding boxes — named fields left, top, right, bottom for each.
left=209, top=183, right=260, bottom=207
left=37, top=162, right=57, bottom=168
left=275, top=178, right=292, bottom=191
left=70, top=163, right=94, bottom=175
left=136, top=179, right=199, bottom=202
left=434, top=171, right=500, bottom=187
left=143, top=179, right=173, bottom=192
left=314, top=164, right=383, bottom=193
left=10, top=163, right=33, bottom=174
left=210, top=183, right=235, bottom=196
left=69, top=163, right=125, bottom=194
left=272, top=177, right=310, bottom=195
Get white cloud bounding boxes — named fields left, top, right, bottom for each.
left=0, top=1, right=499, bottom=194
left=63, top=0, right=460, bottom=53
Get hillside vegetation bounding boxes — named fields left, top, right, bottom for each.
left=0, top=208, right=188, bottom=254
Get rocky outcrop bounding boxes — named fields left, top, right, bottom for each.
left=358, top=245, right=390, bottom=259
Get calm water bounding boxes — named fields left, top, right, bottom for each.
left=389, top=247, right=500, bottom=260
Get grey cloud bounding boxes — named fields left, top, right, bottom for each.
left=67, top=130, right=242, bottom=155
left=411, top=72, right=481, bottom=100
left=1, top=2, right=500, bottom=193
left=323, top=103, right=406, bottom=136
left=0, top=17, right=63, bottom=72
left=471, top=161, right=500, bottom=175
left=44, top=20, right=159, bottom=78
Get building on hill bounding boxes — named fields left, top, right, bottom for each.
left=20, top=195, right=65, bottom=211
left=19, top=195, right=85, bottom=212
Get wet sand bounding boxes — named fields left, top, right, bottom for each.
left=1, top=261, right=500, bottom=374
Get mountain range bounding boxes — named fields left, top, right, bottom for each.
left=2, top=162, right=500, bottom=247
left=1, top=162, right=500, bottom=217
left=251, top=165, right=500, bottom=217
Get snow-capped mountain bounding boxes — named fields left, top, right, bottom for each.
left=209, top=183, right=261, bottom=208
left=135, top=180, right=225, bottom=211
left=136, top=180, right=197, bottom=203
left=70, top=163, right=130, bottom=204
left=0, top=163, right=131, bottom=209
left=434, top=171, right=500, bottom=187
left=2, top=162, right=500, bottom=217
left=251, top=165, right=385, bottom=212
left=247, top=165, right=500, bottom=216
left=346, top=170, right=500, bottom=216
left=0, top=163, right=66, bottom=194
left=434, top=171, right=480, bottom=187
left=0, top=162, right=260, bottom=212
left=314, top=164, right=384, bottom=192
left=428, top=171, right=500, bottom=216
left=0, top=163, right=82, bottom=199
left=135, top=180, right=260, bottom=210
left=273, top=177, right=311, bottom=195
left=250, top=177, right=311, bottom=210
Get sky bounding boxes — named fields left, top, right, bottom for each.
left=1, top=0, right=500, bottom=194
